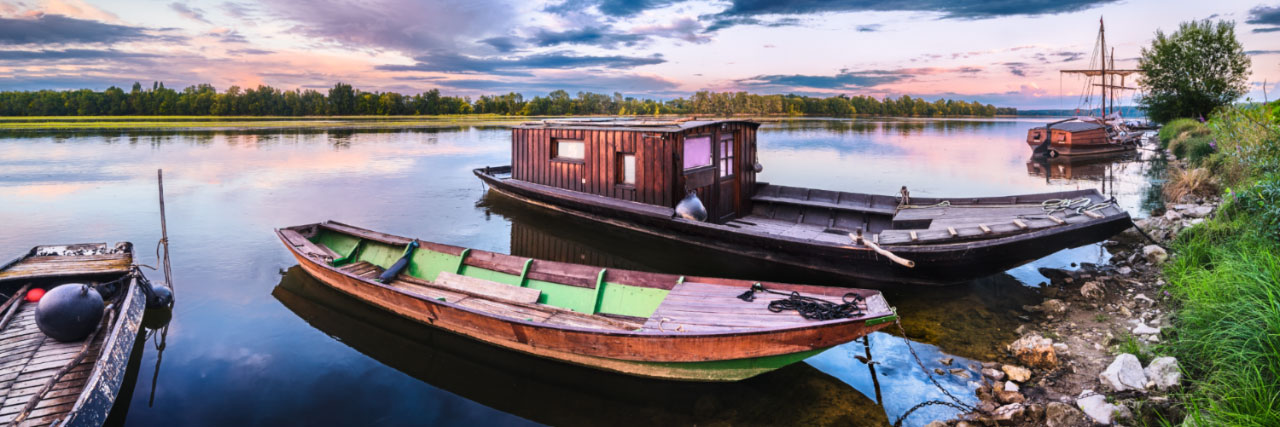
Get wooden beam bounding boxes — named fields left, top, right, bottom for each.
left=1013, top=219, right=1029, bottom=230
left=979, top=224, right=992, bottom=234
left=947, top=227, right=958, bottom=237
left=1048, top=215, right=1066, bottom=225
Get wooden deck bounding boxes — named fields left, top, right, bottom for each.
left=642, top=282, right=859, bottom=333
left=0, top=304, right=105, bottom=426
left=0, top=254, right=131, bottom=282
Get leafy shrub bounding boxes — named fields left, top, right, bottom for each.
left=1159, top=118, right=1206, bottom=147
left=1230, top=174, right=1280, bottom=241
left=1186, top=136, right=1217, bottom=165
left=1207, top=105, right=1280, bottom=179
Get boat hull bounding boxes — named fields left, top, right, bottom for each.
left=476, top=168, right=1133, bottom=286
left=280, top=233, right=891, bottom=381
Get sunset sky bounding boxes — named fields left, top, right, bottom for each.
left=2, top=0, right=1278, bottom=109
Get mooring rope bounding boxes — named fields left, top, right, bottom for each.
left=736, top=283, right=866, bottom=320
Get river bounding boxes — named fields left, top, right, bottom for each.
left=0, top=118, right=1161, bottom=426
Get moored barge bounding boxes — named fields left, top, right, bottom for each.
left=475, top=118, right=1132, bottom=286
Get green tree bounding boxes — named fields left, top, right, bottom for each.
left=1138, top=19, right=1251, bottom=123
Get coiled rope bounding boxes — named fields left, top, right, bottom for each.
left=736, top=283, right=866, bottom=320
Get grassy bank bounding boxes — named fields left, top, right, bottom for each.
left=1159, top=103, right=1280, bottom=425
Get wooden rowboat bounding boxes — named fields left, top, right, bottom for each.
left=276, top=221, right=897, bottom=381
left=0, top=243, right=147, bottom=426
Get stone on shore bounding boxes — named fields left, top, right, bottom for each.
left=983, top=367, right=1005, bottom=381
left=995, top=389, right=1025, bottom=404
left=1144, top=245, right=1169, bottom=265
left=1077, top=392, right=1131, bottom=425
left=1132, top=322, right=1161, bottom=335
left=1145, top=357, right=1182, bottom=391
left=1007, top=333, right=1058, bottom=368
left=1040, top=299, right=1067, bottom=313
left=1002, top=364, right=1032, bottom=382
left=1045, top=402, right=1090, bottom=427
left=1080, top=281, right=1106, bottom=300
left=992, top=403, right=1026, bottom=425
left=1100, top=354, right=1148, bottom=392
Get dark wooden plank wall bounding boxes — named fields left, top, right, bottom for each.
left=512, top=128, right=675, bottom=207
left=508, top=222, right=649, bottom=271
left=674, top=122, right=759, bottom=220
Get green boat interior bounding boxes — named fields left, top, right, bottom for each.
left=279, top=222, right=885, bottom=334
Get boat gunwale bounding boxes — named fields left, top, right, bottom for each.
left=474, top=167, right=1132, bottom=253
left=275, top=226, right=889, bottom=339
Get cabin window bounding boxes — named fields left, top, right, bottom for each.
left=553, top=138, right=585, bottom=161
left=617, top=153, right=636, bottom=185
left=718, top=133, right=735, bottom=178
left=683, top=136, right=712, bottom=170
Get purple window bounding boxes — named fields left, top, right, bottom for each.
left=683, top=136, right=712, bottom=170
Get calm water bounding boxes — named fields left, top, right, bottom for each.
left=0, top=118, right=1160, bottom=426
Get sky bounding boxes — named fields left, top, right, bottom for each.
left=1, top=0, right=1278, bottom=109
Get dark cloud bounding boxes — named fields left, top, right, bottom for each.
left=544, top=0, right=685, bottom=18
left=0, top=49, right=160, bottom=61
left=737, top=69, right=910, bottom=90
left=1033, top=50, right=1085, bottom=63
left=1246, top=49, right=1280, bottom=55
left=393, top=73, right=680, bottom=95
left=1247, top=5, right=1280, bottom=33
left=212, top=30, right=249, bottom=43
left=0, top=14, right=162, bottom=46
left=170, top=3, right=211, bottom=24
left=856, top=24, right=881, bottom=32
left=630, top=17, right=710, bottom=43
left=479, top=36, right=521, bottom=53
left=705, top=16, right=801, bottom=31
left=737, top=67, right=984, bottom=90
left=706, top=0, right=1117, bottom=30
left=221, top=1, right=255, bottom=19
left=528, top=26, right=644, bottom=48
left=260, top=0, right=515, bottom=54
left=1004, top=62, right=1028, bottom=77
left=376, top=51, right=665, bottom=75
left=227, top=48, right=275, bottom=55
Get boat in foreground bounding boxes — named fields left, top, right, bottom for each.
left=0, top=243, right=147, bottom=426
left=276, top=221, right=896, bottom=381
left=473, top=119, right=1132, bottom=286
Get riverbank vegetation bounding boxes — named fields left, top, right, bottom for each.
left=1160, top=101, right=1280, bottom=425
left=0, top=82, right=1014, bottom=117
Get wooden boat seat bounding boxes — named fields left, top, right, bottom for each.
left=338, top=265, right=640, bottom=331
left=433, top=272, right=541, bottom=305
left=751, top=185, right=899, bottom=216
left=0, top=303, right=105, bottom=425
left=642, top=282, right=843, bottom=333
left=280, top=229, right=340, bottom=262
left=880, top=203, right=1111, bottom=245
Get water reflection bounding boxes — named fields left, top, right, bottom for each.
left=0, top=118, right=1162, bottom=427
left=272, top=266, right=890, bottom=426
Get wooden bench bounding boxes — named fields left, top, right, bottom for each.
left=280, top=229, right=340, bottom=262
left=433, top=272, right=541, bottom=305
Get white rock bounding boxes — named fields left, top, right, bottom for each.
left=1077, top=391, right=1132, bottom=425
left=1134, top=293, right=1155, bottom=305
left=1099, top=354, right=1148, bottom=392
left=983, top=367, right=1005, bottom=381
left=1145, top=357, right=1182, bottom=391
left=1132, top=323, right=1161, bottom=335
left=1117, top=266, right=1133, bottom=276
left=1189, top=218, right=1205, bottom=226
left=1143, top=245, right=1169, bottom=265
left=1040, top=299, right=1067, bottom=313
left=1184, top=205, right=1214, bottom=218
left=1163, top=210, right=1183, bottom=221
left=1003, top=364, right=1032, bottom=382
left=1005, top=381, right=1020, bottom=392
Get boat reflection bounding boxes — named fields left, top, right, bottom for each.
left=1026, top=151, right=1139, bottom=182
left=272, top=266, right=889, bottom=426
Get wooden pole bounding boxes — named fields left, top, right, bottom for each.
left=849, top=233, right=916, bottom=268
left=158, top=170, right=174, bottom=294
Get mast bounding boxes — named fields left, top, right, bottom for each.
left=1100, top=17, right=1106, bottom=116
left=1111, top=47, right=1117, bottom=117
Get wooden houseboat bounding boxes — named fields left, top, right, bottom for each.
left=276, top=221, right=896, bottom=381
left=0, top=243, right=147, bottom=426
left=474, top=118, right=1133, bottom=286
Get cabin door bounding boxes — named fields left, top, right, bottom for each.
left=715, top=131, right=740, bottom=222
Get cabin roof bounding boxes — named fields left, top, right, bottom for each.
left=514, top=118, right=760, bottom=132
left=1032, top=121, right=1106, bottom=132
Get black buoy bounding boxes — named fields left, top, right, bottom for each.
left=35, top=283, right=104, bottom=342
left=146, top=282, right=174, bottom=308
left=675, top=191, right=708, bottom=222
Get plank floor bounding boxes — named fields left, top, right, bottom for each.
left=641, top=282, right=854, bottom=333
left=0, top=254, right=131, bottom=282
left=0, top=303, right=105, bottom=426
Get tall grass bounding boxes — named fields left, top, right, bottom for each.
left=1163, top=210, right=1280, bottom=426
left=1159, top=118, right=1208, bottom=148
left=1161, top=102, right=1280, bottom=425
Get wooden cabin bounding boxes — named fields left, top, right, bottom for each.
left=1025, top=121, right=1111, bottom=152
left=510, top=119, right=760, bottom=223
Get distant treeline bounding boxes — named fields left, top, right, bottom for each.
left=1017, top=106, right=1146, bottom=118
left=0, top=82, right=1015, bottom=117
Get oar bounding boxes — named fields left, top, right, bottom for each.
left=849, top=232, right=916, bottom=268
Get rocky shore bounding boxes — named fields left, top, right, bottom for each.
left=924, top=192, right=1218, bottom=426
